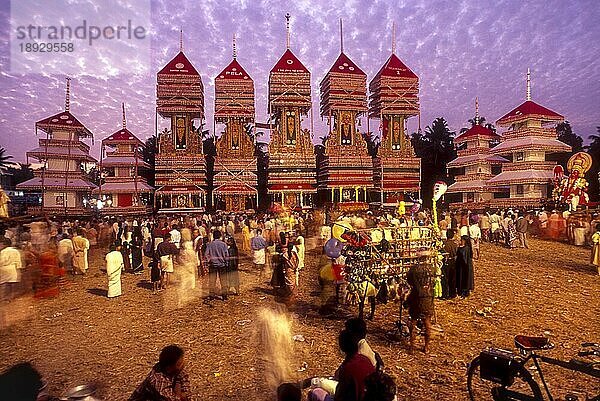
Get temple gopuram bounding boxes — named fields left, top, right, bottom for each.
left=447, top=98, right=508, bottom=208
left=212, top=36, right=257, bottom=211
left=487, top=70, right=571, bottom=207
left=154, top=35, right=207, bottom=212
left=267, top=15, right=316, bottom=209
left=317, top=20, right=372, bottom=207
left=18, top=78, right=97, bottom=216
left=369, top=24, right=421, bottom=204
left=94, top=104, right=153, bottom=215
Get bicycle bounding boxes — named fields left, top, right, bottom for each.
left=467, top=335, right=600, bottom=400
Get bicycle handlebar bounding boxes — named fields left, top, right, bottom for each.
left=578, top=350, right=600, bottom=357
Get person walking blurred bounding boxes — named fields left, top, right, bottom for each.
left=0, top=238, right=22, bottom=301
left=204, top=230, right=229, bottom=300
left=72, top=228, right=90, bottom=275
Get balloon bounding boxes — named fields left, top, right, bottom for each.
left=432, top=181, right=447, bottom=201
left=324, top=238, right=344, bottom=258
left=332, top=221, right=353, bottom=242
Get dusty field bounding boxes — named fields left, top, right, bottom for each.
left=0, top=237, right=599, bottom=400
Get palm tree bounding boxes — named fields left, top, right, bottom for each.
left=0, top=147, right=13, bottom=172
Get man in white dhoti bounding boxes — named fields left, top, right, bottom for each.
left=106, top=244, right=124, bottom=298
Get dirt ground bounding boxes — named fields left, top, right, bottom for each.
left=0, top=237, right=598, bottom=400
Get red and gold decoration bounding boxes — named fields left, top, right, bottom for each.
left=447, top=98, right=508, bottom=209
left=318, top=19, right=372, bottom=204
left=268, top=14, right=316, bottom=208
left=553, top=152, right=592, bottom=210
left=213, top=34, right=257, bottom=211
left=17, top=77, right=97, bottom=216
left=488, top=68, right=571, bottom=207
left=93, top=103, right=153, bottom=215
left=370, top=23, right=421, bottom=203
left=155, top=32, right=207, bottom=211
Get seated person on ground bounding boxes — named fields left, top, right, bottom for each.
left=129, top=345, right=190, bottom=401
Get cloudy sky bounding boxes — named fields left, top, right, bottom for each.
left=0, top=0, right=599, bottom=162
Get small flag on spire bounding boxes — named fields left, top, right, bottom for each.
left=65, top=77, right=71, bottom=112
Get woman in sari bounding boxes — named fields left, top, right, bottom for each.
left=225, top=235, right=240, bottom=295
left=241, top=222, right=251, bottom=253
left=591, top=224, right=600, bottom=275
left=130, top=224, right=144, bottom=274
left=456, top=235, right=474, bottom=297
left=282, top=243, right=299, bottom=303
left=106, top=244, right=124, bottom=298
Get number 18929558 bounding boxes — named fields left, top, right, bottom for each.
left=19, top=42, right=74, bottom=52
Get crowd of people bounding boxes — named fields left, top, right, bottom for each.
left=1, top=203, right=599, bottom=400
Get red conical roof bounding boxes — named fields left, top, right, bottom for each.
left=497, top=100, right=563, bottom=125
left=328, top=52, right=365, bottom=76
left=157, top=51, right=200, bottom=76
left=104, top=128, right=144, bottom=145
left=374, top=53, right=417, bottom=79
left=455, top=124, right=499, bottom=143
left=36, top=111, right=92, bottom=137
left=271, top=49, right=309, bottom=73
left=216, top=58, right=253, bottom=81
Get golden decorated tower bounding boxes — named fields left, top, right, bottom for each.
left=318, top=20, right=372, bottom=206
left=369, top=23, right=421, bottom=204
left=267, top=14, right=316, bottom=208
left=212, top=34, right=257, bottom=211
left=154, top=33, right=207, bottom=211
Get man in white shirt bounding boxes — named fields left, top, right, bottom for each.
left=0, top=238, right=22, bottom=301
left=169, top=225, right=181, bottom=249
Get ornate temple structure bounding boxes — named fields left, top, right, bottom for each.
left=212, top=35, right=257, bottom=211
left=369, top=24, right=421, bottom=204
left=94, top=104, right=153, bottom=215
left=487, top=70, right=571, bottom=207
left=18, top=78, right=97, bottom=216
left=447, top=98, right=508, bottom=208
left=317, top=20, right=372, bottom=206
left=154, top=35, right=207, bottom=212
left=267, top=15, right=316, bottom=209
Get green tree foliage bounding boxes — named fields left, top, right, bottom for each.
left=0, top=147, right=14, bottom=172
left=411, top=117, right=456, bottom=207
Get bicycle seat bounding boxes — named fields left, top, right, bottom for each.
left=515, top=335, right=551, bottom=351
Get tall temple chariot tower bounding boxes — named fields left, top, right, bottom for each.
left=212, top=34, right=257, bottom=211
left=370, top=23, right=421, bottom=204
left=318, top=20, right=372, bottom=206
left=267, top=14, right=316, bottom=208
left=154, top=33, right=207, bottom=212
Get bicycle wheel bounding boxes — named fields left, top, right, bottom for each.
left=467, top=356, right=544, bottom=401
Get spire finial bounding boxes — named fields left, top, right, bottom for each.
left=179, top=29, right=183, bottom=52
left=392, top=21, right=396, bottom=54
left=526, top=67, right=531, bottom=101
left=233, top=32, right=237, bottom=59
left=475, top=97, right=479, bottom=124
left=339, top=18, right=344, bottom=53
left=65, top=77, right=71, bottom=112
left=285, top=13, right=291, bottom=49
left=122, top=102, right=126, bottom=129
